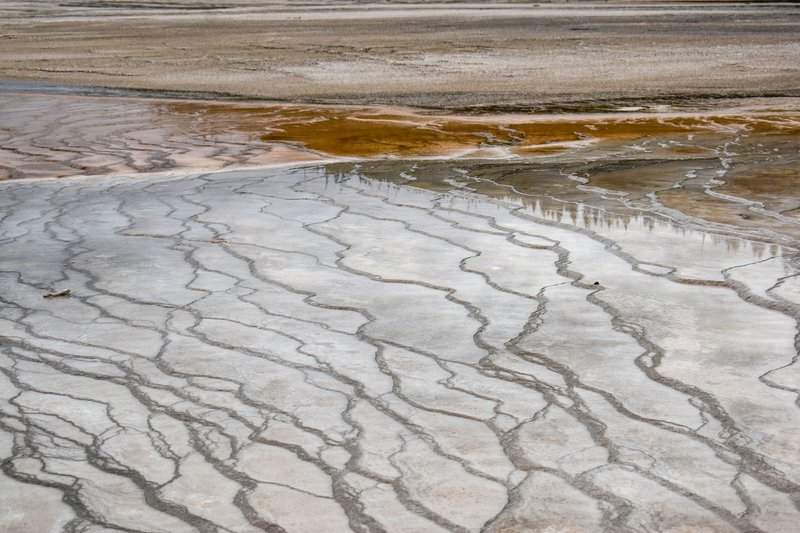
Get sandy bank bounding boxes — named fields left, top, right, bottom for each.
left=1, top=1, right=798, bottom=108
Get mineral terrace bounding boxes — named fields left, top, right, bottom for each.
left=1, top=1, right=800, bottom=532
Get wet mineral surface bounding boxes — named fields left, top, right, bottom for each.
left=1, top=150, right=800, bottom=530
left=1, top=77, right=800, bottom=531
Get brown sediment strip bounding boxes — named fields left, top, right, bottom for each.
left=167, top=99, right=800, bottom=159
left=2, top=91, right=800, bottom=181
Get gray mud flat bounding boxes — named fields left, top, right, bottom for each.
left=1, top=164, right=799, bottom=531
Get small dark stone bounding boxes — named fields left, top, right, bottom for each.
left=593, top=281, right=600, bottom=285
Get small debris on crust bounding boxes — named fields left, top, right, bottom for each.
left=43, top=289, right=71, bottom=299
left=593, top=281, right=600, bottom=286
left=210, top=238, right=231, bottom=244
